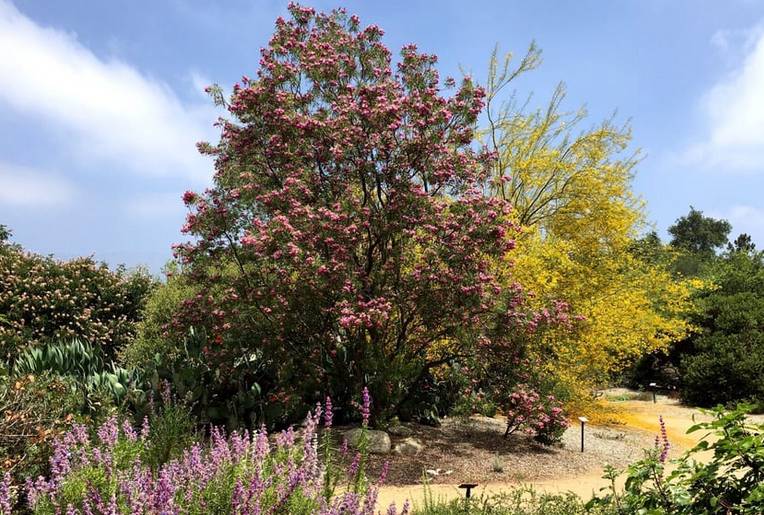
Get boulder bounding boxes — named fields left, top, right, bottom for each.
left=393, top=437, right=423, bottom=456
left=343, top=428, right=391, bottom=454
left=387, top=424, right=414, bottom=437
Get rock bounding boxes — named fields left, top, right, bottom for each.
left=388, top=424, right=414, bottom=437
left=343, top=428, right=391, bottom=454
left=393, top=437, right=423, bottom=456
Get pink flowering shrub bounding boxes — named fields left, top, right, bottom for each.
left=0, top=232, right=154, bottom=363
left=503, top=384, right=569, bottom=445
left=172, top=3, right=531, bottom=424
left=23, top=389, right=410, bottom=515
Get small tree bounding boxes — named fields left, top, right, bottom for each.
left=669, top=206, right=731, bottom=256
left=174, top=4, right=530, bottom=425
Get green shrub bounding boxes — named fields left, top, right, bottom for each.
left=673, top=249, right=764, bottom=407
left=588, top=404, right=764, bottom=514
left=0, top=369, right=82, bottom=491
left=121, top=262, right=195, bottom=372
left=681, top=332, right=764, bottom=407
left=141, top=384, right=198, bottom=469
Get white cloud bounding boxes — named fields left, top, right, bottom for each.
left=0, top=162, right=75, bottom=207
left=0, top=0, right=217, bottom=182
left=189, top=71, right=213, bottom=100
left=683, top=24, right=764, bottom=172
left=710, top=24, right=764, bottom=57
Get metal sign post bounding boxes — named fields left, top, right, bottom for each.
left=578, top=416, right=588, bottom=452
left=458, top=483, right=478, bottom=499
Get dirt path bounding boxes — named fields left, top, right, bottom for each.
left=375, top=392, right=756, bottom=509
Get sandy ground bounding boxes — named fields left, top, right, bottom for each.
left=374, top=391, right=763, bottom=509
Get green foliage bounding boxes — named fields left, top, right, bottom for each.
left=681, top=333, right=764, bottom=407
left=141, top=390, right=198, bottom=469
left=121, top=262, right=195, bottom=371
left=588, top=405, right=764, bottom=514
left=680, top=249, right=764, bottom=407
left=15, top=339, right=104, bottom=377
left=669, top=206, right=731, bottom=257
left=728, top=233, right=756, bottom=254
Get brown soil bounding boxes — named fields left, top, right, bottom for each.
left=368, top=390, right=764, bottom=508
left=362, top=414, right=655, bottom=487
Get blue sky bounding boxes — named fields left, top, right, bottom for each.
left=2, top=0, right=764, bottom=272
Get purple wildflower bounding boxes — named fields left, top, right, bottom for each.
left=339, top=437, right=349, bottom=457
left=122, top=419, right=137, bottom=442
left=361, top=387, right=371, bottom=427
left=658, top=415, right=671, bottom=463
left=378, top=461, right=390, bottom=485
left=140, top=416, right=151, bottom=440
left=160, top=379, right=172, bottom=406
left=97, top=416, right=119, bottom=447
left=325, top=396, right=334, bottom=428
left=0, top=472, right=13, bottom=514
left=348, top=451, right=361, bottom=478
left=23, top=388, right=404, bottom=514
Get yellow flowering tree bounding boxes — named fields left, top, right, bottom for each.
left=482, top=45, right=695, bottom=408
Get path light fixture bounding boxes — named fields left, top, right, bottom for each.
left=649, top=382, right=657, bottom=403
left=578, top=416, right=588, bottom=452
left=458, top=483, right=478, bottom=499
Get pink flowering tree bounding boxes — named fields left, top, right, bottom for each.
left=173, top=4, right=528, bottom=425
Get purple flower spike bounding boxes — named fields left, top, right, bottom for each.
left=657, top=415, right=671, bottom=463
left=361, top=387, right=371, bottom=427
left=0, top=472, right=13, bottom=514
left=324, top=396, right=334, bottom=428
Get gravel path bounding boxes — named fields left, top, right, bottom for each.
left=373, top=391, right=761, bottom=507
left=366, top=413, right=658, bottom=487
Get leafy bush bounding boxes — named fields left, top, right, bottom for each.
left=0, top=235, right=155, bottom=363
left=121, top=262, right=195, bottom=372
left=140, top=383, right=198, bottom=470
left=0, top=370, right=82, bottom=500
left=681, top=332, right=764, bottom=407
left=588, top=405, right=764, bottom=514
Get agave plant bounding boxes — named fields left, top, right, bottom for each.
left=12, top=339, right=145, bottom=411
left=13, top=339, right=104, bottom=377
